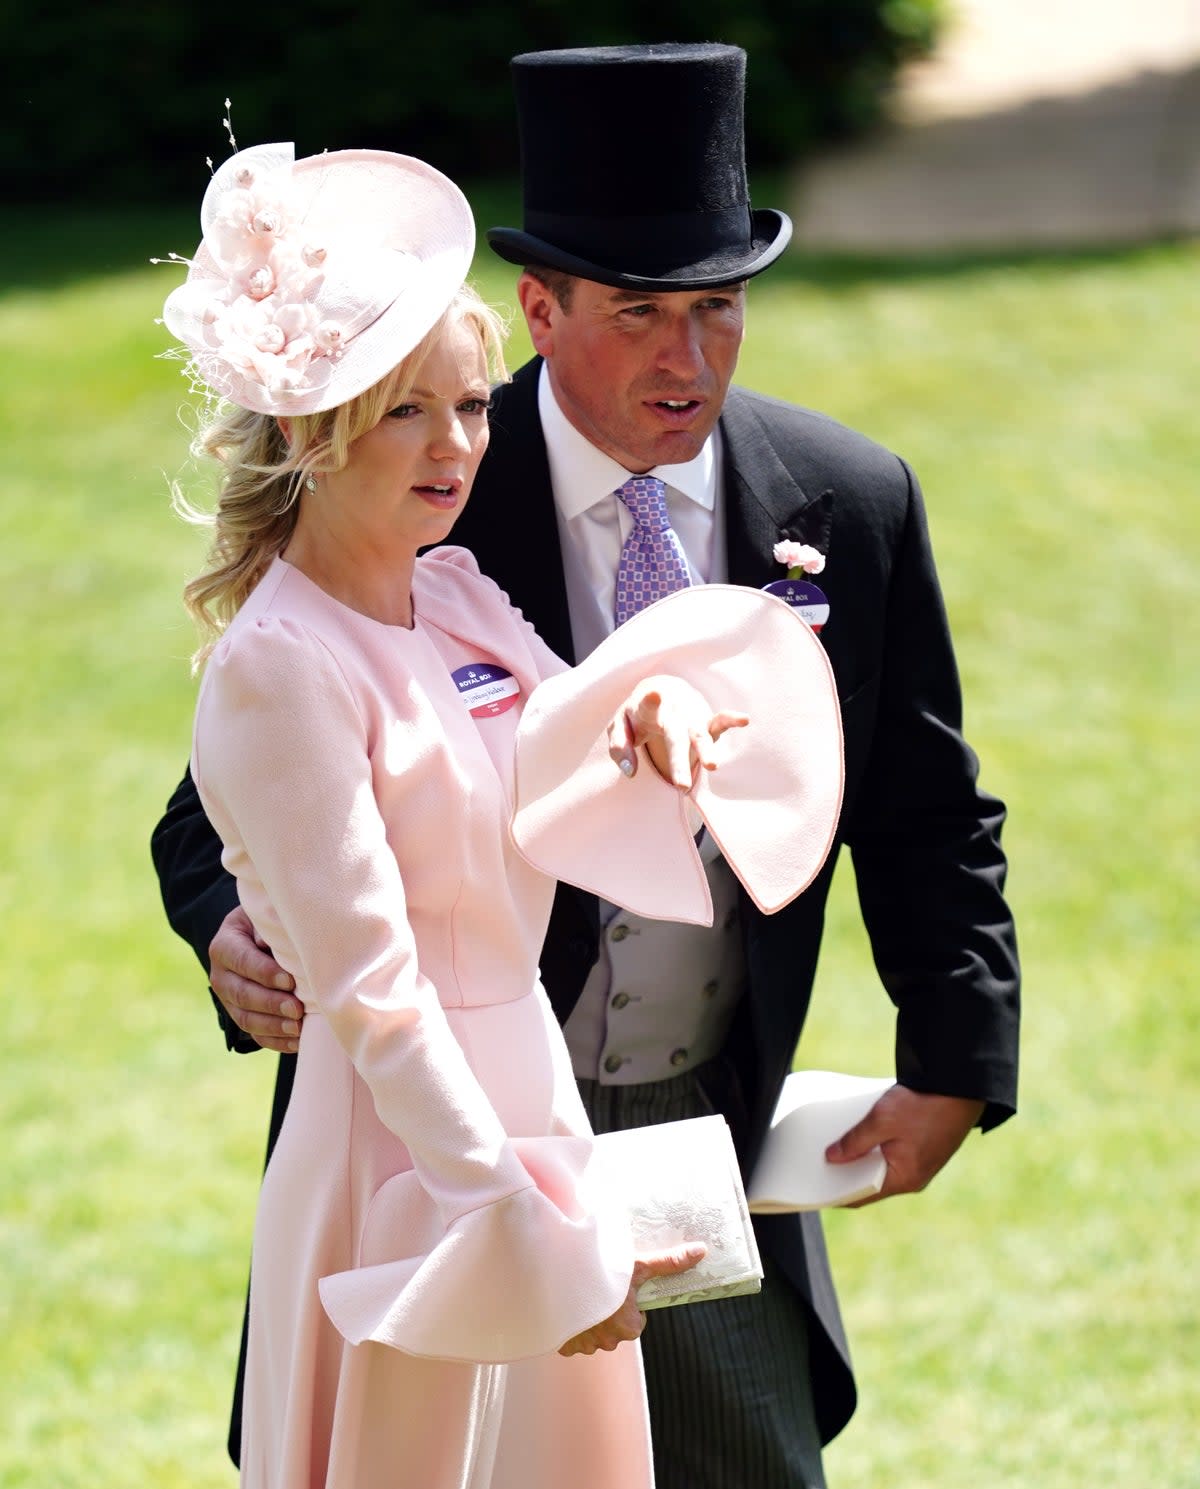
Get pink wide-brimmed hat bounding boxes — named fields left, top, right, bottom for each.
left=511, top=585, right=845, bottom=924
left=160, top=143, right=475, bottom=416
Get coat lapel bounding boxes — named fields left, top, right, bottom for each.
left=720, top=388, right=834, bottom=588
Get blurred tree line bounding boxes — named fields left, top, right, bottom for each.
left=7, top=0, right=942, bottom=203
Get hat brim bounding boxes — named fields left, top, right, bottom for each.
left=510, top=585, right=843, bottom=924
left=486, top=209, right=791, bottom=291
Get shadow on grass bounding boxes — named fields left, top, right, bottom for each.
left=0, top=185, right=1187, bottom=298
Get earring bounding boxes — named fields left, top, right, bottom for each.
left=304, top=474, right=317, bottom=493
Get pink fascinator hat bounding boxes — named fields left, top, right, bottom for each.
left=160, top=143, right=475, bottom=415
left=512, top=585, right=845, bottom=925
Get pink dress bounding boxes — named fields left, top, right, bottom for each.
left=192, top=548, right=653, bottom=1489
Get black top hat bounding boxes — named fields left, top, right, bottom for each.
left=486, top=43, right=792, bottom=291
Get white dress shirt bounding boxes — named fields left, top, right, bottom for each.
left=537, top=364, right=730, bottom=657
left=538, top=366, right=746, bottom=1084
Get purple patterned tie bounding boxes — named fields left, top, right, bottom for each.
left=613, top=477, right=692, bottom=626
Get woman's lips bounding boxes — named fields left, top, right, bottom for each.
left=414, top=482, right=460, bottom=509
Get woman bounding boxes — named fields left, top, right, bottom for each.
left=163, top=142, right=758, bottom=1489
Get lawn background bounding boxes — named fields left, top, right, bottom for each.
left=1, top=197, right=1196, bottom=1487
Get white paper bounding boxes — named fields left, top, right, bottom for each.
left=747, top=1071, right=894, bottom=1213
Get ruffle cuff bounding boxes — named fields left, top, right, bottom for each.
left=319, top=1135, right=633, bottom=1363
left=511, top=585, right=844, bottom=924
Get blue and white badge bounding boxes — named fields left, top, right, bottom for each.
left=766, top=540, right=830, bottom=632
left=450, top=663, right=521, bottom=719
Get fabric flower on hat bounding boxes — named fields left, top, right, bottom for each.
left=205, top=172, right=297, bottom=276
left=163, top=145, right=342, bottom=406
left=773, top=540, right=825, bottom=577
left=202, top=291, right=328, bottom=400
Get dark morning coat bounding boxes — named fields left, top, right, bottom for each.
left=152, top=357, right=1020, bottom=1456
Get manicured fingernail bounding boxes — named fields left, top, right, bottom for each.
left=281, top=998, right=302, bottom=1019
left=283, top=1020, right=300, bottom=1037
left=618, top=756, right=634, bottom=777
left=274, top=975, right=294, bottom=991
left=287, top=1039, right=300, bottom=1053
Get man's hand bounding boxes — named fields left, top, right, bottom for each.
left=558, top=1243, right=707, bottom=1357
left=209, top=906, right=303, bottom=1054
left=825, top=1085, right=985, bottom=1204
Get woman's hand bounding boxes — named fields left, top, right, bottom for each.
left=608, top=676, right=748, bottom=788
left=558, top=1242, right=707, bottom=1357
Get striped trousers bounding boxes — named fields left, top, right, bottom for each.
left=579, top=1069, right=827, bottom=1489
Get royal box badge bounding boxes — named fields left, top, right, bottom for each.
left=762, top=540, right=830, bottom=632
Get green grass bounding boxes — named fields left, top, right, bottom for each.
left=1, top=201, right=1196, bottom=1487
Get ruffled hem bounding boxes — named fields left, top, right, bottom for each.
left=319, top=1135, right=634, bottom=1364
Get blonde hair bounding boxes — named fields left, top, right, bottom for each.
left=177, top=285, right=507, bottom=666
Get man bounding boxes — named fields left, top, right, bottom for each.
left=152, top=43, right=1019, bottom=1489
